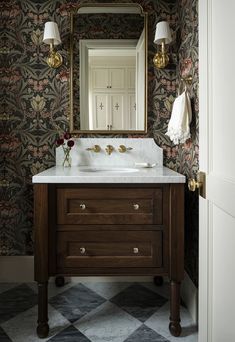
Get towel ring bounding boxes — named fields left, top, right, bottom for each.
left=178, top=75, right=193, bottom=96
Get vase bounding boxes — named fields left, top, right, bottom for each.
left=63, top=148, right=72, bottom=167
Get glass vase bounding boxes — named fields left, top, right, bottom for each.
left=63, top=148, right=72, bottom=167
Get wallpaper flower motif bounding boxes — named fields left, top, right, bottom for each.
left=0, top=0, right=198, bottom=285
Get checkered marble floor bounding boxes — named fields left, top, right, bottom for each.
left=0, top=280, right=198, bottom=342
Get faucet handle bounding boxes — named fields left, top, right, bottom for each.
left=86, top=145, right=101, bottom=153
left=105, top=145, right=115, bottom=155
left=118, top=145, right=133, bottom=153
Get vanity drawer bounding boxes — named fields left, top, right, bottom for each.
left=56, top=231, right=163, bottom=269
left=57, top=188, right=163, bottom=225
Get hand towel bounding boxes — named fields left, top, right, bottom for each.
left=165, top=90, right=192, bottom=144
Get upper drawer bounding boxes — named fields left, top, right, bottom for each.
left=57, top=188, right=163, bottom=225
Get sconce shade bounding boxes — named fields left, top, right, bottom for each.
left=43, top=21, right=61, bottom=45
left=154, top=21, right=172, bottom=45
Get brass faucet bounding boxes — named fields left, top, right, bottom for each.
left=105, top=145, right=115, bottom=155
left=86, top=145, right=101, bottom=153
left=118, top=145, right=133, bottom=153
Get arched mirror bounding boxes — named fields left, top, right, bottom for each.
left=69, top=3, right=148, bottom=134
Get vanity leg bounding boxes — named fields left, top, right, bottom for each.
left=153, top=276, right=163, bottom=286
left=55, top=276, right=65, bottom=287
left=37, top=282, right=49, bottom=338
left=169, top=281, right=182, bottom=337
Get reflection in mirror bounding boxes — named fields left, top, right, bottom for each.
left=69, top=4, right=148, bottom=133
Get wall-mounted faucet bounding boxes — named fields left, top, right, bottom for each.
left=105, top=145, right=115, bottom=155
left=118, top=145, right=133, bottom=153
left=86, top=145, right=101, bottom=153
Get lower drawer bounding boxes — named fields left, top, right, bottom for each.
left=57, top=231, right=163, bottom=269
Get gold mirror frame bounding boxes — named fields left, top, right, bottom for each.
left=68, top=3, right=148, bottom=135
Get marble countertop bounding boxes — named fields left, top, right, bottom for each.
left=32, top=166, right=186, bottom=184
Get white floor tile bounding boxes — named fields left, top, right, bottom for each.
left=145, top=301, right=198, bottom=342
left=74, top=301, right=142, bottom=342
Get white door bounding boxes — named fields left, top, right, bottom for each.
left=92, top=94, right=109, bottom=130
left=199, top=1, right=235, bottom=342
left=110, top=94, right=125, bottom=130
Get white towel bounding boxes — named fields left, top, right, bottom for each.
left=165, top=90, right=192, bottom=144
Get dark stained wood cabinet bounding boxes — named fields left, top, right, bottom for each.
left=34, top=183, right=184, bottom=338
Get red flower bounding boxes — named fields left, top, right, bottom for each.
left=56, top=138, right=64, bottom=146
left=64, top=132, right=71, bottom=140
left=67, top=140, right=74, bottom=148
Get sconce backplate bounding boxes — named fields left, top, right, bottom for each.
left=47, top=51, right=63, bottom=69
left=153, top=52, right=169, bottom=69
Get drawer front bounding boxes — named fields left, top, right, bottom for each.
left=57, top=231, right=163, bottom=269
left=57, top=188, right=163, bottom=225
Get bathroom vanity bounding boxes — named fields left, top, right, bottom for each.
left=33, top=139, right=185, bottom=338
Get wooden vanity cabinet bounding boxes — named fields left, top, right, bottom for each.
left=34, top=183, right=184, bottom=338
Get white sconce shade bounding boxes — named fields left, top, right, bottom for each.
left=43, top=21, right=61, bottom=45
left=154, top=21, right=172, bottom=45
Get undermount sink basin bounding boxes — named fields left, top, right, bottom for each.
left=78, top=167, right=139, bottom=173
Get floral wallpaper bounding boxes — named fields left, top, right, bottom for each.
left=0, top=0, right=198, bottom=285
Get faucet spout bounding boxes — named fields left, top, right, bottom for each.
left=105, top=145, right=114, bottom=155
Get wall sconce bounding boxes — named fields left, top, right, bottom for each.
left=153, top=21, right=172, bottom=69
left=43, top=21, right=62, bottom=69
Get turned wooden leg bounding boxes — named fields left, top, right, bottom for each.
left=153, top=276, right=163, bottom=286
left=169, top=281, right=182, bottom=337
left=37, top=282, right=49, bottom=338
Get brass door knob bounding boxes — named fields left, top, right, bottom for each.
left=133, top=247, right=139, bottom=254
left=80, top=203, right=86, bottom=210
left=80, top=247, right=86, bottom=254
left=188, top=178, right=202, bottom=192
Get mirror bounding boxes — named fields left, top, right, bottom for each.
left=69, top=3, right=148, bottom=134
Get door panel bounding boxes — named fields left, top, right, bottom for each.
left=199, top=0, right=235, bottom=341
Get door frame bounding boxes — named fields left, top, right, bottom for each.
left=198, top=0, right=210, bottom=340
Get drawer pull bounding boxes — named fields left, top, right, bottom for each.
left=80, top=247, right=86, bottom=254
left=133, top=247, right=139, bottom=254
left=133, top=204, right=139, bottom=210
left=80, top=204, right=86, bottom=210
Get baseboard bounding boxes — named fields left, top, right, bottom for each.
left=0, top=256, right=34, bottom=282
left=181, top=271, right=198, bottom=325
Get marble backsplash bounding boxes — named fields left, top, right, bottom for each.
left=56, top=138, right=163, bottom=167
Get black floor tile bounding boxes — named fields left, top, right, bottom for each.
left=110, top=283, right=167, bottom=322
left=49, top=283, right=106, bottom=323
left=124, top=325, right=170, bottom=342
left=48, top=325, right=91, bottom=341
left=0, top=284, right=38, bottom=324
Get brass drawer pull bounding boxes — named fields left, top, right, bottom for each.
left=80, top=247, right=86, bottom=254
left=133, top=247, right=139, bottom=254
left=133, top=204, right=139, bottom=210
left=80, top=204, right=86, bottom=210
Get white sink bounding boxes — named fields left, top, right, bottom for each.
left=78, top=167, right=139, bottom=173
